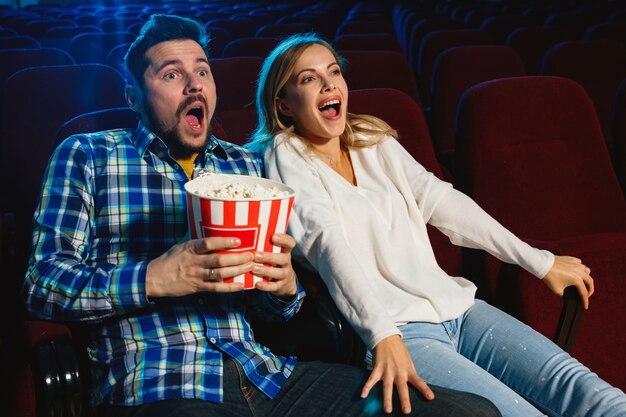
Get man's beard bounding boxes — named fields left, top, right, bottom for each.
left=143, top=95, right=213, bottom=158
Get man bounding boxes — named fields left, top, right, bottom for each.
left=23, top=14, right=499, bottom=417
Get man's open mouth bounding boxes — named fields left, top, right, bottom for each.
left=184, top=104, right=204, bottom=129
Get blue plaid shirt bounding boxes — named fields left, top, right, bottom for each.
left=23, top=122, right=305, bottom=407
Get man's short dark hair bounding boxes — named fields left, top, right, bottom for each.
left=124, top=14, right=210, bottom=85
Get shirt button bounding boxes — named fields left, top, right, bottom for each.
left=197, top=298, right=204, bottom=305
left=210, top=337, right=217, bottom=344
left=174, top=164, right=180, bottom=170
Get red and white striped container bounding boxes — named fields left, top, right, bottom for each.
left=185, top=174, right=295, bottom=289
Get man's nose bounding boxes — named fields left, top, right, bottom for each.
left=185, top=74, right=203, bottom=93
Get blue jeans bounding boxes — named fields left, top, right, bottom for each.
left=365, top=300, right=626, bottom=417
left=102, top=357, right=501, bottom=417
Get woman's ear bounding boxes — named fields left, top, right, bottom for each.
left=276, top=97, right=294, bottom=117
left=125, top=84, right=142, bottom=112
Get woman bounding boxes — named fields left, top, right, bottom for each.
left=247, top=33, right=626, bottom=416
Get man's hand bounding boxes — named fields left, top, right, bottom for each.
left=361, top=335, right=434, bottom=414
left=146, top=237, right=254, bottom=297
left=252, top=233, right=298, bottom=300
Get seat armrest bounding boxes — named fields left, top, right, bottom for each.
left=553, top=285, right=584, bottom=352
left=23, top=320, right=84, bottom=417
left=314, top=293, right=367, bottom=367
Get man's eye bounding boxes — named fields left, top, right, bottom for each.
left=198, top=70, right=208, bottom=77
left=165, top=73, right=178, bottom=80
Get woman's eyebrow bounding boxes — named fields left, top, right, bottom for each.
left=294, top=62, right=339, bottom=77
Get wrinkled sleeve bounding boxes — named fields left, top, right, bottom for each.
left=383, top=138, right=554, bottom=279
left=22, top=136, right=151, bottom=323
left=264, top=139, right=400, bottom=349
left=245, top=280, right=306, bottom=323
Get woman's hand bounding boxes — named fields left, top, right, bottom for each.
left=360, top=335, right=434, bottom=415
left=543, top=255, right=595, bottom=309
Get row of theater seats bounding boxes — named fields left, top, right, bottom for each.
left=3, top=0, right=626, bottom=181
left=3, top=36, right=626, bottom=179
left=2, top=0, right=626, bottom=415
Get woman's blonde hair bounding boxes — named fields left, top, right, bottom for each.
left=247, top=33, right=396, bottom=154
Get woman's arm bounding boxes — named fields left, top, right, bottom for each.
left=382, top=138, right=593, bottom=306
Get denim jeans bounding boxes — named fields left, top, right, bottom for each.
left=364, top=300, right=626, bottom=417
left=102, top=357, right=501, bottom=417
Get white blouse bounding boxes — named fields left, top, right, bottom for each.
left=264, top=132, right=554, bottom=349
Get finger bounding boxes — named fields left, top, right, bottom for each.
left=201, top=263, right=253, bottom=283
left=200, top=281, right=245, bottom=293
left=408, top=374, right=434, bottom=400
left=201, top=251, right=255, bottom=269
left=254, top=251, right=288, bottom=269
left=270, top=233, right=296, bottom=253
left=252, top=262, right=286, bottom=280
left=585, top=273, right=595, bottom=298
left=360, top=371, right=381, bottom=399
left=254, top=279, right=286, bottom=292
left=383, top=378, right=394, bottom=414
left=396, top=382, right=412, bottom=414
left=191, top=237, right=242, bottom=254
left=575, top=280, right=590, bottom=310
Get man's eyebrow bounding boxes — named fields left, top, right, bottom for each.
left=294, top=61, right=339, bottom=77
left=154, top=57, right=209, bottom=73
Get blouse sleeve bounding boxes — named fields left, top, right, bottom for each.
left=264, top=137, right=400, bottom=349
left=381, top=138, right=554, bottom=279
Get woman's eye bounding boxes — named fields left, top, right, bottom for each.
left=331, top=69, right=341, bottom=76
left=302, top=76, right=314, bottom=83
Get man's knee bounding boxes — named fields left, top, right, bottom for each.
left=425, top=386, right=502, bottom=417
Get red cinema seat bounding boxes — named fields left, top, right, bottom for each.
left=417, top=29, right=493, bottom=108
left=341, top=50, right=420, bottom=104
left=456, top=76, right=626, bottom=390
left=505, top=26, right=572, bottom=75
left=541, top=39, right=626, bottom=148
left=210, top=57, right=262, bottom=145
left=430, top=45, right=525, bottom=173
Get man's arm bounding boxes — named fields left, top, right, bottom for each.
left=23, top=137, right=152, bottom=322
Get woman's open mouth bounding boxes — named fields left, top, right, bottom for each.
left=318, top=97, right=342, bottom=120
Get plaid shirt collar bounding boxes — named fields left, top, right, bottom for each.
left=132, top=120, right=229, bottom=164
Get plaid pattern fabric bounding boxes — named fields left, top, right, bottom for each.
left=23, top=122, right=304, bottom=406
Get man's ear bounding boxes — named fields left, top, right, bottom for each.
left=276, top=97, right=294, bottom=117
left=125, top=84, right=142, bottom=112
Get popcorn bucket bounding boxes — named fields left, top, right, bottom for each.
left=185, top=174, right=295, bottom=289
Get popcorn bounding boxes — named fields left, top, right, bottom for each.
left=195, top=181, right=291, bottom=199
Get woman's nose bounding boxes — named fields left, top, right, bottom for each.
left=321, top=76, right=335, bottom=91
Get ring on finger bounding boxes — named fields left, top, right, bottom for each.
left=208, top=268, right=216, bottom=281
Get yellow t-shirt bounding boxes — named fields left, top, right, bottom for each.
left=175, top=153, right=199, bottom=180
